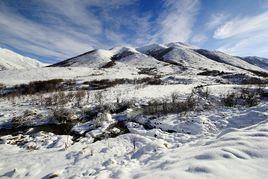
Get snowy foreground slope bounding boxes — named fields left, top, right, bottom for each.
left=0, top=102, right=267, bottom=178
left=0, top=48, right=46, bottom=70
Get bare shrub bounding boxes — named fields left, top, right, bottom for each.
left=44, top=96, right=53, bottom=106
left=16, top=79, right=64, bottom=95
left=171, top=92, right=179, bottom=103
left=11, top=109, right=38, bottom=128
left=138, top=67, right=157, bottom=76
left=94, top=91, right=104, bottom=106
left=0, top=83, right=5, bottom=89
left=66, top=91, right=75, bottom=103
left=240, top=88, right=260, bottom=107
left=222, top=87, right=262, bottom=107
left=52, top=108, right=77, bottom=123
left=143, top=91, right=197, bottom=116
left=222, top=93, right=237, bottom=107
left=75, top=90, right=86, bottom=107
left=195, top=87, right=210, bottom=99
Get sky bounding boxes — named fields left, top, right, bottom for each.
left=0, top=0, right=268, bottom=63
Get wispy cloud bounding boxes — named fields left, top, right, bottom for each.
left=213, top=11, right=268, bottom=57
left=214, top=11, right=268, bottom=39
left=156, top=0, right=200, bottom=43
left=191, top=34, right=207, bottom=44
left=0, top=0, right=139, bottom=61
left=0, top=0, right=200, bottom=62
left=206, top=13, right=229, bottom=30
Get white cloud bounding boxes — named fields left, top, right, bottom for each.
left=214, top=11, right=268, bottom=39
left=213, top=10, right=268, bottom=57
left=191, top=34, right=207, bottom=44
left=206, top=13, right=229, bottom=30
left=156, top=0, right=200, bottom=43
left=217, top=33, right=268, bottom=57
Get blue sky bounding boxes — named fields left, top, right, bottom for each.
left=0, top=0, right=268, bottom=63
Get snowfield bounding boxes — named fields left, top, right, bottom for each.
left=0, top=102, right=267, bottom=178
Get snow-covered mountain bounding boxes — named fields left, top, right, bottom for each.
left=0, top=48, right=46, bottom=70
left=52, top=42, right=267, bottom=75
left=238, top=56, right=268, bottom=70
left=194, top=49, right=265, bottom=72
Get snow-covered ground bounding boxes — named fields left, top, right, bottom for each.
left=0, top=101, right=267, bottom=178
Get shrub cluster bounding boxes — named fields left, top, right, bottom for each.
left=222, top=87, right=263, bottom=107
left=52, top=108, right=78, bottom=123
left=143, top=92, right=197, bottom=115
left=0, top=83, right=5, bottom=89
left=83, top=77, right=163, bottom=90
left=20, top=79, right=63, bottom=94
left=3, top=79, right=64, bottom=97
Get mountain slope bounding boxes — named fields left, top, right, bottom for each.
left=0, top=48, right=46, bottom=70
left=238, top=56, right=268, bottom=70
left=137, top=43, right=253, bottom=74
left=194, top=49, right=266, bottom=72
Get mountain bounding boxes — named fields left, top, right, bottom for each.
left=51, top=46, right=168, bottom=69
left=0, top=48, right=46, bottom=70
left=238, top=56, right=268, bottom=70
left=194, top=49, right=265, bottom=72
left=51, top=42, right=267, bottom=76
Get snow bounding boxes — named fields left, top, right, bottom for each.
left=0, top=101, right=267, bottom=178
left=0, top=67, right=149, bottom=86
left=136, top=43, right=168, bottom=54
left=0, top=48, right=46, bottom=70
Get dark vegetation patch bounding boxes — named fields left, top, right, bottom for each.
left=83, top=76, right=163, bottom=90
left=0, top=123, right=74, bottom=137
left=0, top=83, right=5, bottom=89
left=143, top=92, right=197, bottom=116
left=111, top=50, right=136, bottom=61
left=195, top=49, right=224, bottom=63
left=222, top=74, right=268, bottom=85
left=246, top=69, right=268, bottom=78
left=222, top=87, right=266, bottom=107
left=101, top=60, right=116, bottom=68
left=138, top=67, right=158, bottom=76
left=15, top=79, right=64, bottom=94
left=197, top=70, right=232, bottom=76
left=146, top=47, right=173, bottom=61
left=1, top=79, right=65, bottom=98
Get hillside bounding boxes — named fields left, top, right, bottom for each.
left=238, top=56, right=268, bottom=70
left=0, top=48, right=46, bottom=70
